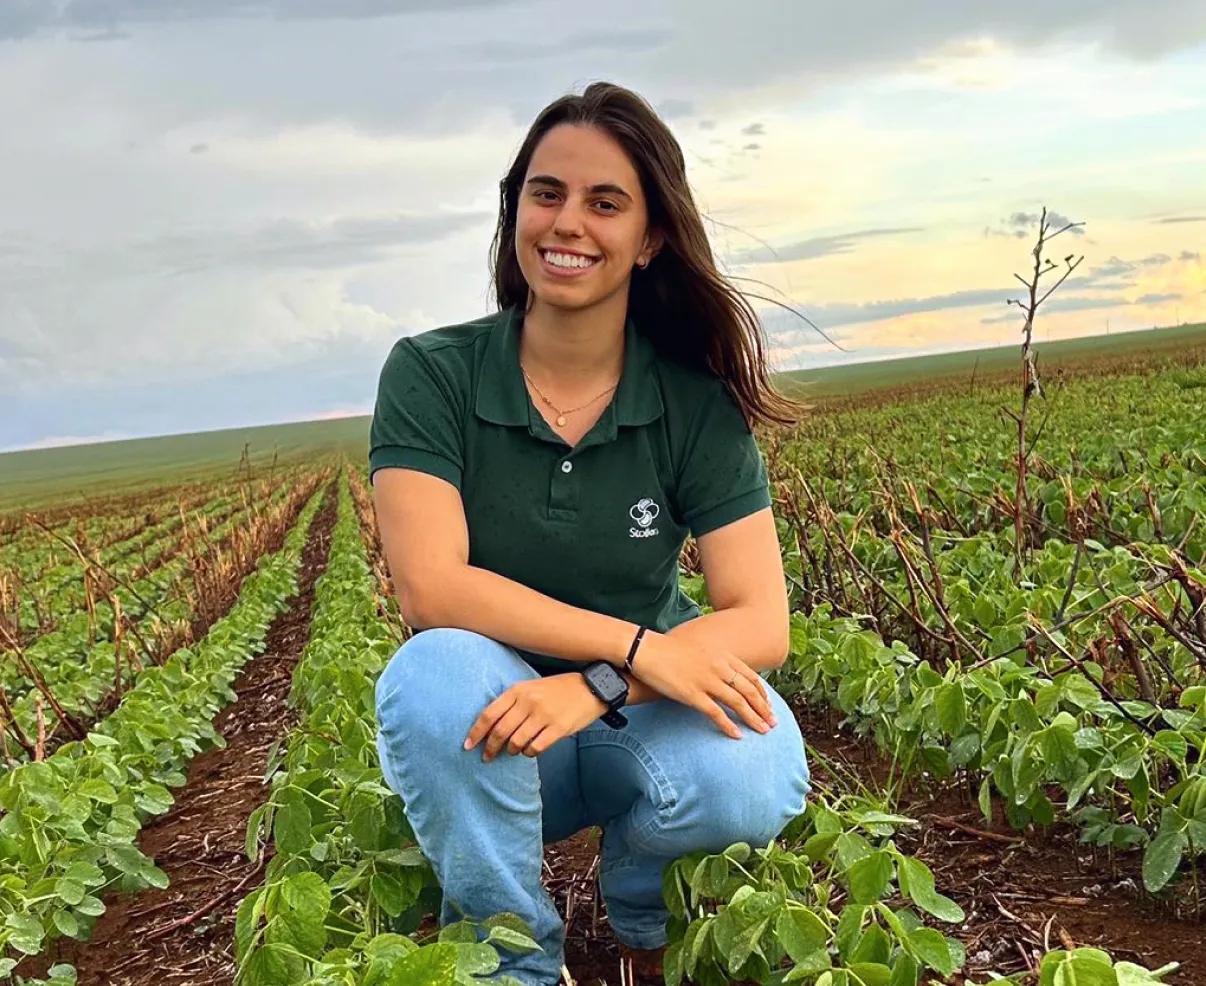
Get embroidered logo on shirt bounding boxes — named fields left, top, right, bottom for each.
left=629, top=498, right=660, bottom=539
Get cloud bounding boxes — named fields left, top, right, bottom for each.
left=460, top=27, right=675, bottom=63
left=1134, top=292, right=1182, bottom=304
left=741, top=122, right=765, bottom=136
left=980, top=295, right=1127, bottom=323
left=985, top=209, right=1086, bottom=238
left=1080, top=252, right=1175, bottom=282
left=0, top=0, right=512, bottom=39
left=763, top=287, right=1012, bottom=343
left=1179, top=250, right=1201, bottom=261
left=732, top=226, right=923, bottom=265
left=1155, top=215, right=1206, bottom=224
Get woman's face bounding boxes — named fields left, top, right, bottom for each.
left=515, top=123, right=660, bottom=313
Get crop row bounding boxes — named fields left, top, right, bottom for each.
left=0, top=480, right=312, bottom=761
left=770, top=603, right=1206, bottom=896
left=0, top=481, right=328, bottom=972
left=772, top=366, right=1206, bottom=558
left=8, top=489, right=251, bottom=643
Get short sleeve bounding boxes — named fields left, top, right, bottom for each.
left=677, top=381, right=772, bottom=537
left=368, top=339, right=464, bottom=489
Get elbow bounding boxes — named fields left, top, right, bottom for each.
left=395, top=580, right=434, bottom=629
left=767, top=622, right=791, bottom=670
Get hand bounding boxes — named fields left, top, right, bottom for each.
left=463, top=674, right=608, bottom=762
left=626, top=633, right=777, bottom=740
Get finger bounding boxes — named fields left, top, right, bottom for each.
left=483, top=705, right=529, bottom=761
left=521, top=725, right=557, bottom=758
left=506, top=717, right=546, bottom=757
left=716, top=681, right=771, bottom=735
left=699, top=696, right=742, bottom=740
left=734, top=669, right=775, bottom=724
left=464, top=693, right=515, bottom=750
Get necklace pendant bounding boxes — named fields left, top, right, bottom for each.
left=556, top=415, right=567, bottom=426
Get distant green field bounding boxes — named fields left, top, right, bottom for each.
left=778, top=321, right=1206, bottom=398
left=3, top=321, right=1205, bottom=510
left=0, top=416, right=370, bottom=510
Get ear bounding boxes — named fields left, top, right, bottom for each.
left=638, top=228, right=665, bottom=267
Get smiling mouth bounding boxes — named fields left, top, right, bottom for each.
left=539, top=248, right=601, bottom=273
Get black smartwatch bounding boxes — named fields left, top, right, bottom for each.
left=581, top=662, right=630, bottom=729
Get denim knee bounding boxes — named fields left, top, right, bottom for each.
left=375, top=628, right=534, bottom=749
left=630, top=687, right=810, bottom=858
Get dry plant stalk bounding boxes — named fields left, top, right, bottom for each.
left=1004, top=206, right=1085, bottom=568
left=34, top=694, right=46, bottom=761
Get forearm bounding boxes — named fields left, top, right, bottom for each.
left=665, top=606, right=789, bottom=673
left=410, top=563, right=637, bottom=670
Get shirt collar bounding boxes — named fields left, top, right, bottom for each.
left=475, top=306, right=664, bottom=430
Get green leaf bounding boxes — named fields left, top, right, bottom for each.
left=775, top=906, right=829, bottom=963
left=978, top=777, right=993, bottom=823
left=4, top=912, right=46, bottom=955
left=847, top=963, right=891, bottom=986
left=846, top=851, right=894, bottom=904
left=75, top=895, right=105, bottom=917
left=850, top=923, right=890, bottom=966
left=1047, top=948, right=1118, bottom=986
left=889, top=953, right=920, bottom=986
left=453, top=943, right=500, bottom=979
left=386, top=943, right=459, bottom=986
left=269, top=871, right=331, bottom=959
left=662, top=864, right=687, bottom=920
left=727, top=916, right=771, bottom=973
left=908, top=927, right=955, bottom=977
left=1115, top=960, right=1173, bottom=985
left=273, top=798, right=312, bottom=857
left=936, top=682, right=967, bottom=736
left=1142, top=831, right=1188, bottom=892
left=437, top=920, right=479, bottom=945
left=483, top=926, right=540, bottom=955
left=664, top=940, right=685, bottom=986
left=55, top=876, right=87, bottom=906
left=240, top=944, right=306, bottom=986
left=78, top=779, right=119, bottom=804
left=1151, top=731, right=1188, bottom=763
left=900, top=856, right=965, bottom=923
left=52, top=909, right=80, bottom=939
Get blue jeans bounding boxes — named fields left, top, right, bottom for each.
left=375, top=628, right=811, bottom=986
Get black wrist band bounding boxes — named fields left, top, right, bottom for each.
left=624, top=626, right=648, bottom=674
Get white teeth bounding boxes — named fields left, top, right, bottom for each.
left=543, top=251, right=596, bottom=269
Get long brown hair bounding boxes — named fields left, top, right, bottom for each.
left=489, top=81, right=807, bottom=430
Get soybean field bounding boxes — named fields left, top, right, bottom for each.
left=2, top=326, right=1206, bottom=986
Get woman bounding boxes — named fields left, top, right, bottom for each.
left=369, top=81, right=811, bottom=986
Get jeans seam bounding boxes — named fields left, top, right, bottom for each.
left=579, top=731, right=678, bottom=848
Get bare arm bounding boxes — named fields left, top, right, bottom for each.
left=374, top=468, right=784, bottom=720
left=374, top=467, right=639, bottom=665
left=665, top=506, right=790, bottom=671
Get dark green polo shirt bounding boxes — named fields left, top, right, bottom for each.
left=368, top=306, right=771, bottom=675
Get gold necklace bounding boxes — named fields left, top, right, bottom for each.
left=520, top=365, right=619, bottom=427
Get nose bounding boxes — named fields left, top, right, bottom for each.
left=551, top=195, right=587, bottom=239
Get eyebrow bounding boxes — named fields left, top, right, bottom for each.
left=525, top=174, right=632, bottom=202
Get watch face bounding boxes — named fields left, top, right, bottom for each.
left=586, top=664, right=626, bottom=703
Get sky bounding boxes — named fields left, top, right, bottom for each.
left=1, top=0, right=1205, bottom=452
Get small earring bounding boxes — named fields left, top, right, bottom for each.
left=636, top=259, right=647, bottom=269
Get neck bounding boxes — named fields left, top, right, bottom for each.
left=519, top=292, right=627, bottom=390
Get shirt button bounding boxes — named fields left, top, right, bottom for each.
left=560, top=460, right=573, bottom=474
